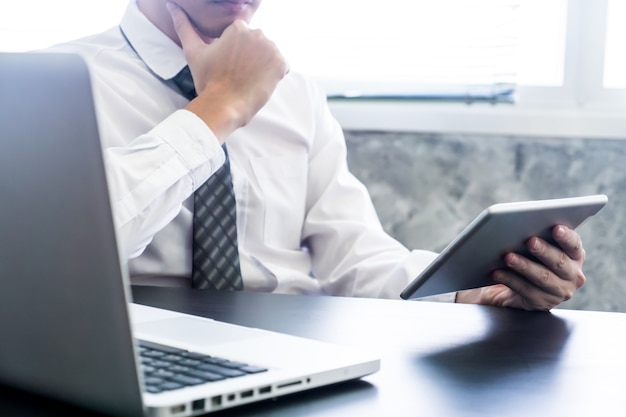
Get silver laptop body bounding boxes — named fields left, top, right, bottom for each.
left=0, top=52, right=379, bottom=417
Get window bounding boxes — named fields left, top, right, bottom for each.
left=3, top=0, right=626, bottom=137
left=256, top=0, right=520, bottom=103
left=257, top=1, right=570, bottom=92
left=258, top=0, right=626, bottom=138
left=604, top=0, right=626, bottom=88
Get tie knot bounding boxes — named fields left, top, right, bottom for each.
left=172, top=66, right=197, bottom=100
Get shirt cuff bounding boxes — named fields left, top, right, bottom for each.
left=152, top=109, right=224, bottom=188
left=412, top=292, right=458, bottom=303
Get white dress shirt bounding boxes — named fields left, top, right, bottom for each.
left=46, top=0, right=449, bottom=300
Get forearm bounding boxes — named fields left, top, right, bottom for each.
left=105, top=110, right=223, bottom=259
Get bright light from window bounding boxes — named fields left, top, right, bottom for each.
left=257, top=1, right=515, bottom=81
left=604, top=0, right=626, bottom=88
left=0, top=0, right=602, bottom=92
left=0, top=0, right=128, bottom=52
left=515, top=0, right=567, bottom=86
left=256, top=0, right=520, bottom=96
left=256, top=0, right=568, bottom=89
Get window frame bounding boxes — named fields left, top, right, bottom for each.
left=330, top=0, right=626, bottom=139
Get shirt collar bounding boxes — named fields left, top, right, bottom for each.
left=119, top=0, right=187, bottom=80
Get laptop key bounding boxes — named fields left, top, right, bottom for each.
left=169, top=375, right=205, bottom=386
left=161, top=354, right=185, bottom=362
left=239, top=365, right=268, bottom=374
left=217, top=360, right=248, bottom=369
left=150, top=369, right=176, bottom=378
left=183, top=369, right=226, bottom=382
left=168, top=365, right=193, bottom=373
left=197, top=363, right=246, bottom=378
left=148, top=360, right=173, bottom=369
left=159, top=381, right=185, bottom=391
left=178, top=358, right=202, bottom=367
left=142, top=349, right=167, bottom=358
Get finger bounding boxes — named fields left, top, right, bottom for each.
left=552, top=225, right=585, bottom=262
left=498, top=252, right=558, bottom=291
left=526, top=233, right=586, bottom=289
left=497, top=249, right=580, bottom=303
left=166, top=1, right=204, bottom=54
left=492, top=268, right=562, bottom=311
left=232, top=18, right=249, bottom=29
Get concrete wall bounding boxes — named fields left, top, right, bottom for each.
left=345, top=130, right=626, bottom=312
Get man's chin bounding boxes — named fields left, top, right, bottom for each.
left=192, top=22, right=230, bottom=43
left=197, top=32, right=218, bottom=44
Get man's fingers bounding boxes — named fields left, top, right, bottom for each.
left=166, top=1, right=203, bottom=53
left=499, top=252, right=563, bottom=296
left=552, top=225, right=586, bottom=262
left=526, top=228, right=587, bottom=289
left=492, top=268, right=564, bottom=311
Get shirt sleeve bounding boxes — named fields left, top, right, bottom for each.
left=101, top=108, right=224, bottom=260
left=301, top=83, right=447, bottom=300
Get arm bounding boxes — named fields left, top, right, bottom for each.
left=104, top=4, right=287, bottom=260
left=456, top=225, right=586, bottom=311
left=295, top=81, right=438, bottom=298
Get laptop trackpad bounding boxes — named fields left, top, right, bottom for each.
left=134, top=317, right=266, bottom=347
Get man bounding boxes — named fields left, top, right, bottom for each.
left=47, top=0, right=586, bottom=310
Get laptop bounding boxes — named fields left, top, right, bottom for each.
left=0, top=52, right=379, bottom=417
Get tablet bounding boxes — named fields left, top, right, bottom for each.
left=400, top=194, right=608, bottom=300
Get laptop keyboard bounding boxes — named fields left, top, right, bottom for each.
left=138, top=340, right=268, bottom=394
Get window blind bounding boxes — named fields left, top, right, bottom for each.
left=255, top=0, right=520, bottom=104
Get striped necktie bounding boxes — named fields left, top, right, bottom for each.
left=172, top=66, right=243, bottom=291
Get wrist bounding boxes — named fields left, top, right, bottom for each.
left=185, top=94, right=247, bottom=142
left=455, top=288, right=483, bottom=305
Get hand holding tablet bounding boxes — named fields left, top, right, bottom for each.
left=400, top=195, right=608, bottom=300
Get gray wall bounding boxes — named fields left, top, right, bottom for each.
left=344, top=130, right=626, bottom=313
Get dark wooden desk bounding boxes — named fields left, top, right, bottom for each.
left=133, top=287, right=626, bottom=417
left=2, top=287, right=625, bottom=416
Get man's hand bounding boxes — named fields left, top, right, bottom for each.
left=167, top=2, right=288, bottom=141
left=456, top=225, right=586, bottom=311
